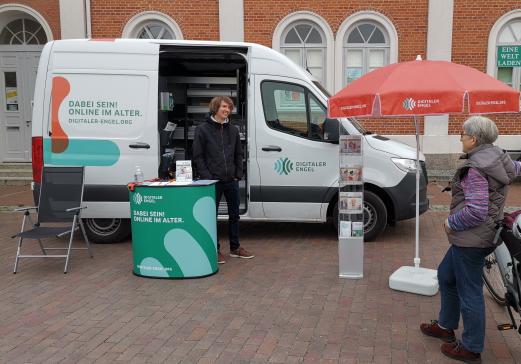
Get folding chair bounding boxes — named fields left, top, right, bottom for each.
left=12, top=166, right=93, bottom=273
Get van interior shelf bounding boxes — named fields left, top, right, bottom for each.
left=169, top=125, right=245, bottom=141
left=187, top=89, right=237, bottom=97
left=187, top=106, right=238, bottom=114
left=169, top=76, right=237, bottom=85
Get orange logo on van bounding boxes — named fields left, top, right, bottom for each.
left=51, top=77, right=70, bottom=153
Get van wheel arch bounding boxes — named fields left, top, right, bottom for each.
left=364, top=184, right=395, bottom=225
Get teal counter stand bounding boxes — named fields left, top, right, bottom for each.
left=129, top=180, right=218, bottom=278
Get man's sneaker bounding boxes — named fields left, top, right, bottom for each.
left=441, top=341, right=481, bottom=363
left=218, top=251, right=226, bottom=264
left=229, top=247, right=255, bottom=259
left=420, top=320, right=456, bottom=342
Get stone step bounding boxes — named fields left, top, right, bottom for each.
left=0, top=177, right=32, bottom=185
left=0, top=163, right=32, bottom=171
left=0, top=169, right=33, bottom=178
left=426, top=169, right=454, bottom=182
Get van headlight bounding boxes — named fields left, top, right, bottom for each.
left=391, top=158, right=418, bottom=173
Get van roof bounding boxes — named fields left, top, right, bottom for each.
left=53, top=38, right=262, bottom=50
left=48, top=39, right=324, bottom=98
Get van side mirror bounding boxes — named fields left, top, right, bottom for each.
left=323, top=118, right=339, bottom=143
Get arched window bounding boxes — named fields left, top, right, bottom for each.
left=122, top=11, right=183, bottom=40
left=0, top=18, right=47, bottom=45
left=136, top=22, right=175, bottom=39
left=280, top=21, right=327, bottom=85
left=496, top=19, right=521, bottom=90
left=343, top=22, right=389, bottom=86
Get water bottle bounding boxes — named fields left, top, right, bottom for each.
left=134, top=166, right=144, bottom=182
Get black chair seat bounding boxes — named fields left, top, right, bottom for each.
left=15, top=226, right=72, bottom=239
left=12, top=166, right=92, bottom=273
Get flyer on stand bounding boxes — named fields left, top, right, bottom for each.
left=352, top=221, right=364, bottom=237
left=339, top=192, right=363, bottom=213
left=175, top=160, right=193, bottom=183
left=339, top=221, right=352, bottom=237
left=340, top=165, right=362, bottom=185
left=340, top=135, right=362, bottom=155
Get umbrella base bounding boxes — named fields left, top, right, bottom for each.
left=389, top=266, right=439, bottom=296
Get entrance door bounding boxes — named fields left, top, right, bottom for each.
left=0, top=51, right=40, bottom=161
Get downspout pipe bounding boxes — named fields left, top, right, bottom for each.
left=84, top=0, right=92, bottom=38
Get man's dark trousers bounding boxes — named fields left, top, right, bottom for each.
left=215, top=180, right=240, bottom=252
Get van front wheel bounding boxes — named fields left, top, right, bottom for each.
left=332, top=190, right=387, bottom=241
left=83, top=218, right=131, bottom=243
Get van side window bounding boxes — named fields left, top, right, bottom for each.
left=261, top=81, right=327, bottom=141
left=309, top=93, right=327, bottom=141
left=261, top=81, right=308, bottom=137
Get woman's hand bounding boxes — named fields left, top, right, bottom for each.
left=444, top=219, right=452, bottom=235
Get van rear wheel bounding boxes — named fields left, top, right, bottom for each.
left=83, top=218, right=131, bottom=243
left=332, top=190, right=387, bottom=242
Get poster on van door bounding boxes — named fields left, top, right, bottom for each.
left=45, top=74, right=148, bottom=166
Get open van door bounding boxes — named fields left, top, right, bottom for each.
left=43, top=40, right=159, bottom=239
left=253, top=74, right=337, bottom=220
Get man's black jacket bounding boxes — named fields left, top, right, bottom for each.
left=192, top=116, right=243, bottom=182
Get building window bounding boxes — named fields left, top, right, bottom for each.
left=136, top=22, right=175, bottom=40
left=122, top=11, right=183, bottom=40
left=343, top=22, right=389, bottom=86
left=0, top=18, right=47, bottom=45
left=280, top=22, right=326, bottom=85
left=496, top=19, right=521, bottom=90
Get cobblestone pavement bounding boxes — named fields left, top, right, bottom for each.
left=1, top=183, right=521, bottom=363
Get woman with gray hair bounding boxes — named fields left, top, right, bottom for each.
left=420, top=116, right=521, bottom=363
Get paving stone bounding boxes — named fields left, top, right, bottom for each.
left=0, top=183, right=521, bottom=362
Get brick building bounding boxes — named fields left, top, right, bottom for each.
left=0, top=0, right=519, bottom=173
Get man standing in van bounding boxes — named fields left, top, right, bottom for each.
left=193, top=96, right=255, bottom=264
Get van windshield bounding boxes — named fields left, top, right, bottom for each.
left=312, top=81, right=368, bottom=135
left=350, top=119, right=368, bottom=134
left=312, top=81, right=331, bottom=98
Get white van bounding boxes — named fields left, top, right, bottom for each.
left=31, top=39, right=428, bottom=243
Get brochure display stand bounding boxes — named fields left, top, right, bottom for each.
left=338, top=130, right=364, bottom=279
left=128, top=180, right=218, bottom=278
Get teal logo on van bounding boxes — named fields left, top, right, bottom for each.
left=274, top=157, right=294, bottom=175
left=274, top=157, right=327, bottom=175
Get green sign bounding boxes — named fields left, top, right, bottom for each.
left=129, top=183, right=217, bottom=278
left=497, top=46, right=521, bottom=67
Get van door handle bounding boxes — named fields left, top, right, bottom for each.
left=129, top=142, right=150, bottom=149
left=262, top=145, right=282, bottom=152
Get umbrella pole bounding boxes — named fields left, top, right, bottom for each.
left=414, top=116, right=420, bottom=269
left=388, top=116, right=437, bottom=296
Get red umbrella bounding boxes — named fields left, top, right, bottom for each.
left=329, top=57, right=519, bottom=117
left=328, top=56, right=520, bottom=295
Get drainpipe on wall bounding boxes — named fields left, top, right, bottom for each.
left=85, top=0, right=91, bottom=38
left=219, top=0, right=244, bottom=41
